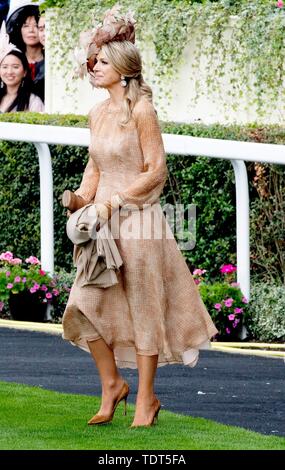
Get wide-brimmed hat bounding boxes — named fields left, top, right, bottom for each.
left=6, top=1, right=43, bottom=33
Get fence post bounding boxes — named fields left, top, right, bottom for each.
left=34, top=143, right=54, bottom=276
left=231, top=159, right=250, bottom=300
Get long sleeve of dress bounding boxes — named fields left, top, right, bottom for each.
left=117, top=99, right=168, bottom=208
left=74, top=156, right=100, bottom=202
left=74, top=110, right=100, bottom=202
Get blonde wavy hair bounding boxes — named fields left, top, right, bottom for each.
left=101, top=41, right=153, bottom=125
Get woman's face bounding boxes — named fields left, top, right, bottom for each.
left=21, top=16, right=40, bottom=46
left=0, top=54, right=26, bottom=88
left=91, top=50, right=121, bottom=89
left=38, top=16, right=45, bottom=46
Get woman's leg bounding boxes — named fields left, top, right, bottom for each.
left=87, top=338, right=126, bottom=416
left=131, top=354, right=159, bottom=426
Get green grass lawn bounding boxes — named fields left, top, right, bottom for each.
left=0, top=381, right=284, bottom=450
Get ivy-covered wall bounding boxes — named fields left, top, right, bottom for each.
left=42, top=0, right=285, bottom=124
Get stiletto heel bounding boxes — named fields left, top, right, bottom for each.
left=124, top=396, right=128, bottom=416
left=88, top=382, right=129, bottom=425
left=153, top=402, right=160, bottom=424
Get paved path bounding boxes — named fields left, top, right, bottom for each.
left=0, top=327, right=284, bottom=437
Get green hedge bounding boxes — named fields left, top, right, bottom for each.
left=245, top=283, right=285, bottom=342
left=0, top=113, right=284, bottom=280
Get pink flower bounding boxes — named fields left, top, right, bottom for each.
left=46, top=293, right=52, bottom=300
left=224, top=298, right=234, bottom=307
left=39, top=269, right=46, bottom=276
left=226, top=328, right=231, bottom=334
left=193, top=268, right=207, bottom=276
left=230, top=282, right=240, bottom=287
left=277, top=0, right=283, bottom=8
left=234, top=307, right=243, bottom=314
left=7, top=283, right=14, bottom=289
left=242, top=297, right=248, bottom=304
left=10, top=258, right=22, bottom=265
left=22, top=277, right=26, bottom=283
left=41, top=285, right=48, bottom=292
left=0, top=251, right=13, bottom=262
left=214, top=303, right=222, bottom=311
left=25, top=256, right=41, bottom=265
left=228, top=314, right=235, bottom=321
left=32, top=283, right=40, bottom=291
left=0, top=301, right=4, bottom=312
left=52, top=289, right=60, bottom=296
left=194, top=279, right=200, bottom=285
left=233, top=319, right=240, bottom=328
left=6, top=271, right=10, bottom=277
left=220, top=264, right=237, bottom=274
left=14, top=276, right=21, bottom=283
left=30, top=287, right=37, bottom=294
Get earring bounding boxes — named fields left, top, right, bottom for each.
left=0, top=80, right=3, bottom=89
left=120, top=75, right=127, bottom=87
left=21, top=79, right=24, bottom=88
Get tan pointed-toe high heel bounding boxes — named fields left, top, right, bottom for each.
left=130, top=398, right=161, bottom=428
left=61, top=190, right=87, bottom=212
left=88, top=382, right=130, bottom=426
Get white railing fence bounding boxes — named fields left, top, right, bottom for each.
left=1, top=122, right=285, bottom=300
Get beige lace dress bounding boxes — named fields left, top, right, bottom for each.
left=62, top=97, right=218, bottom=368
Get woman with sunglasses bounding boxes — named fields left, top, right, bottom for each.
left=62, top=6, right=217, bottom=428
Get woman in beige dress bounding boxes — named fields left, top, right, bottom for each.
left=62, top=6, right=217, bottom=428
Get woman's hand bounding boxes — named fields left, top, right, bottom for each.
left=95, top=202, right=110, bottom=221
left=95, top=194, right=122, bottom=231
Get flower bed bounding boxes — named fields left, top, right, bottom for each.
left=0, top=251, right=71, bottom=322
left=193, top=264, right=249, bottom=341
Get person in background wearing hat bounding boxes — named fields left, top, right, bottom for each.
left=0, top=1, right=10, bottom=28
left=7, top=4, right=44, bottom=102
left=0, top=23, right=44, bottom=112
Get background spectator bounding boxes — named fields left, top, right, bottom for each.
left=0, top=48, right=44, bottom=112
left=7, top=4, right=44, bottom=102
left=38, top=13, right=44, bottom=47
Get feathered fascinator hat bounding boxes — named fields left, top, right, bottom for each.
left=0, top=22, right=21, bottom=65
left=74, top=4, right=136, bottom=79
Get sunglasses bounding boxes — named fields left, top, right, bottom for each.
left=86, top=54, right=97, bottom=75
